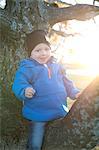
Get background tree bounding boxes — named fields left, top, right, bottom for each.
left=0, top=0, right=99, bottom=149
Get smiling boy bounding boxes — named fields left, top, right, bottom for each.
left=12, top=30, right=80, bottom=150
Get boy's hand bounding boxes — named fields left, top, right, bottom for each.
left=25, top=87, right=36, bottom=98
left=75, top=92, right=81, bottom=99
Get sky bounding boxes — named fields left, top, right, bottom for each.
left=62, top=0, right=99, bottom=6
left=0, top=0, right=99, bottom=9
left=0, top=0, right=6, bottom=9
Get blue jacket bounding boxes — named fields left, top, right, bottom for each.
left=12, top=58, right=79, bottom=121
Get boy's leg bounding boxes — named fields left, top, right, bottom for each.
left=26, top=122, right=33, bottom=149
left=27, top=121, right=46, bottom=150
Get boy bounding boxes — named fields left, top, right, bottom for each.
left=12, top=30, right=80, bottom=150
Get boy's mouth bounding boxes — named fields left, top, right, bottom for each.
left=39, top=57, right=49, bottom=63
left=39, top=57, right=47, bottom=61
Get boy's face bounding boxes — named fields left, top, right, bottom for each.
left=30, top=43, right=51, bottom=64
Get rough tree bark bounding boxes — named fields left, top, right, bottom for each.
left=43, top=76, right=99, bottom=150
left=0, top=0, right=99, bottom=149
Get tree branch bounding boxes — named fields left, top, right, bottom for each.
left=45, top=4, right=99, bottom=25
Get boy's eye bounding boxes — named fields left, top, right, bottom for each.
left=35, top=49, right=40, bottom=52
left=45, top=48, right=49, bottom=51
left=45, top=48, right=50, bottom=51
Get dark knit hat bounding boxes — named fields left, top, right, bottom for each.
left=25, top=30, right=50, bottom=56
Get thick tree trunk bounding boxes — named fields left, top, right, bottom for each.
left=43, top=76, right=99, bottom=150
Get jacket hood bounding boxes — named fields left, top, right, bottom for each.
left=20, top=58, right=38, bottom=68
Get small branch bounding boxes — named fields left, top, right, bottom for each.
left=51, top=29, right=80, bottom=37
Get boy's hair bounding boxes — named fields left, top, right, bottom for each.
left=25, top=30, right=50, bottom=56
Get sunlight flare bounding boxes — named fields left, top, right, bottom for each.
left=53, top=16, right=99, bottom=76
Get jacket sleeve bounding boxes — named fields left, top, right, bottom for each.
left=60, top=65, right=80, bottom=99
left=12, top=67, right=33, bottom=101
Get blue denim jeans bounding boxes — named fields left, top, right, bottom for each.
left=27, top=121, right=46, bottom=150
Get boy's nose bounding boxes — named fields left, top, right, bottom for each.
left=41, top=50, right=46, bottom=55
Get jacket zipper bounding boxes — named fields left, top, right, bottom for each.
left=44, top=64, right=51, bottom=79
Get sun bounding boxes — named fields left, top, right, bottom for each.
left=53, top=16, right=99, bottom=76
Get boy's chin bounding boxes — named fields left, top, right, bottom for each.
left=38, top=59, right=49, bottom=64
left=38, top=61, right=47, bottom=64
